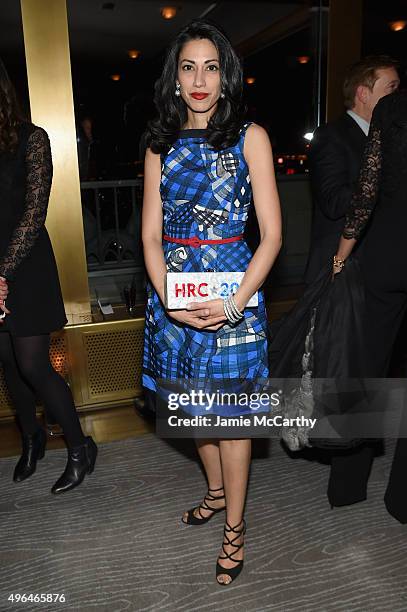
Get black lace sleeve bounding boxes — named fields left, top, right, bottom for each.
left=342, top=114, right=382, bottom=240
left=0, top=127, right=53, bottom=280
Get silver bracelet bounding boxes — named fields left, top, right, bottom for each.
left=223, top=298, right=236, bottom=323
left=228, top=295, right=244, bottom=319
left=223, top=297, right=238, bottom=323
left=223, top=295, right=244, bottom=324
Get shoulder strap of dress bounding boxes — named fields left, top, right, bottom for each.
left=237, top=122, right=253, bottom=153
left=239, top=122, right=253, bottom=136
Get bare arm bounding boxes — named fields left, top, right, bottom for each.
left=233, top=123, right=282, bottom=311
left=141, top=148, right=167, bottom=304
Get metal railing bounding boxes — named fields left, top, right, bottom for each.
left=80, top=179, right=144, bottom=271
left=80, top=175, right=313, bottom=304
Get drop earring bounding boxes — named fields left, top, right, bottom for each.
left=175, top=82, right=181, bottom=97
left=220, top=91, right=225, bottom=99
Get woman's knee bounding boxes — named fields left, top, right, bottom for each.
left=219, top=438, right=251, bottom=450
left=15, top=354, right=53, bottom=388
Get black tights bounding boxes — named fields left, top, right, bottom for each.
left=0, top=332, right=85, bottom=448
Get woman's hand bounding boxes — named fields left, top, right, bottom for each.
left=0, top=302, right=10, bottom=321
left=332, top=255, right=345, bottom=278
left=0, top=300, right=10, bottom=320
left=188, top=298, right=228, bottom=330
left=0, top=277, right=10, bottom=321
left=167, top=298, right=227, bottom=331
left=0, top=276, right=8, bottom=301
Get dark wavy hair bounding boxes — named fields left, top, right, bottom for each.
left=146, top=20, right=246, bottom=153
left=0, top=58, right=21, bottom=154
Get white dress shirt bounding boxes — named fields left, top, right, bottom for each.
left=346, top=109, right=370, bottom=136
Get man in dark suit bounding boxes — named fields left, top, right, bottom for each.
left=305, top=56, right=399, bottom=284
left=305, top=56, right=399, bottom=508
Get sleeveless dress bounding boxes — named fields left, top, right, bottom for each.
left=0, top=123, right=67, bottom=336
left=142, top=123, right=269, bottom=415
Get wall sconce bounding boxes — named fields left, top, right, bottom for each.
left=128, top=49, right=140, bottom=59
left=245, top=77, right=256, bottom=85
left=389, top=20, right=407, bottom=32
left=161, top=6, right=177, bottom=19
left=111, top=74, right=121, bottom=81
left=297, top=56, right=310, bottom=64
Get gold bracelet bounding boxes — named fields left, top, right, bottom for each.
left=333, top=255, right=345, bottom=269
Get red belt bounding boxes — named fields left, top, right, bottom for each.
left=163, top=235, right=244, bottom=248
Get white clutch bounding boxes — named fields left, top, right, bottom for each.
left=165, top=272, right=258, bottom=309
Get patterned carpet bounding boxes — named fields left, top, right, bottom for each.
left=0, top=435, right=406, bottom=612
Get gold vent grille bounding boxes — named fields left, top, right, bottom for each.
left=0, top=369, right=13, bottom=416
left=83, top=328, right=143, bottom=397
left=49, top=334, right=69, bottom=379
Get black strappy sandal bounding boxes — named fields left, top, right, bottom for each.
left=216, top=519, right=246, bottom=585
left=182, top=486, right=225, bottom=525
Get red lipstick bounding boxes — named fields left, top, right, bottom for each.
left=191, top=92, right=209, bottom=100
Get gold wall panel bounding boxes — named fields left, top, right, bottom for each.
left=20, top=0, right=91, bottom=324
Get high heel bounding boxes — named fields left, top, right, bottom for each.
left=216, top=519, right=246, bottom=585
left=13, top=428, right=47, bottom=482
left=182, top=486, right=225, bottom=525
left=51, top=436, right=97, bottom=494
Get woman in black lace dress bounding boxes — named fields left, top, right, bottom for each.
left=0, top=59, right=97, bottom=494
left=334, top=90, right=407, bottom=523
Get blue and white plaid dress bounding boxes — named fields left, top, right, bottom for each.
left=142, top=123, right=269, bottom=415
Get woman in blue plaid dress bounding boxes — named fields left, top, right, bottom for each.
left=142, top=20, right=282, bottom=585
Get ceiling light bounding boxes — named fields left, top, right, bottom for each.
left=111, top=74, right=121, bottom=81
left=161, top=6, right=177, bottom=20
left=389, top=20, right=407, bottom=32
left=245, top=77, right=256, bottom=85
left=297, top=56, right=310, bottom=64
left=128, top=49, right=140, bottom=59
left=303, top=132, right=314, bottom=141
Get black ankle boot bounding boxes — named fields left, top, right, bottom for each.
left=51, top=437, right=97, bottom=495
left=13, top=428, right=47, bottom=483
